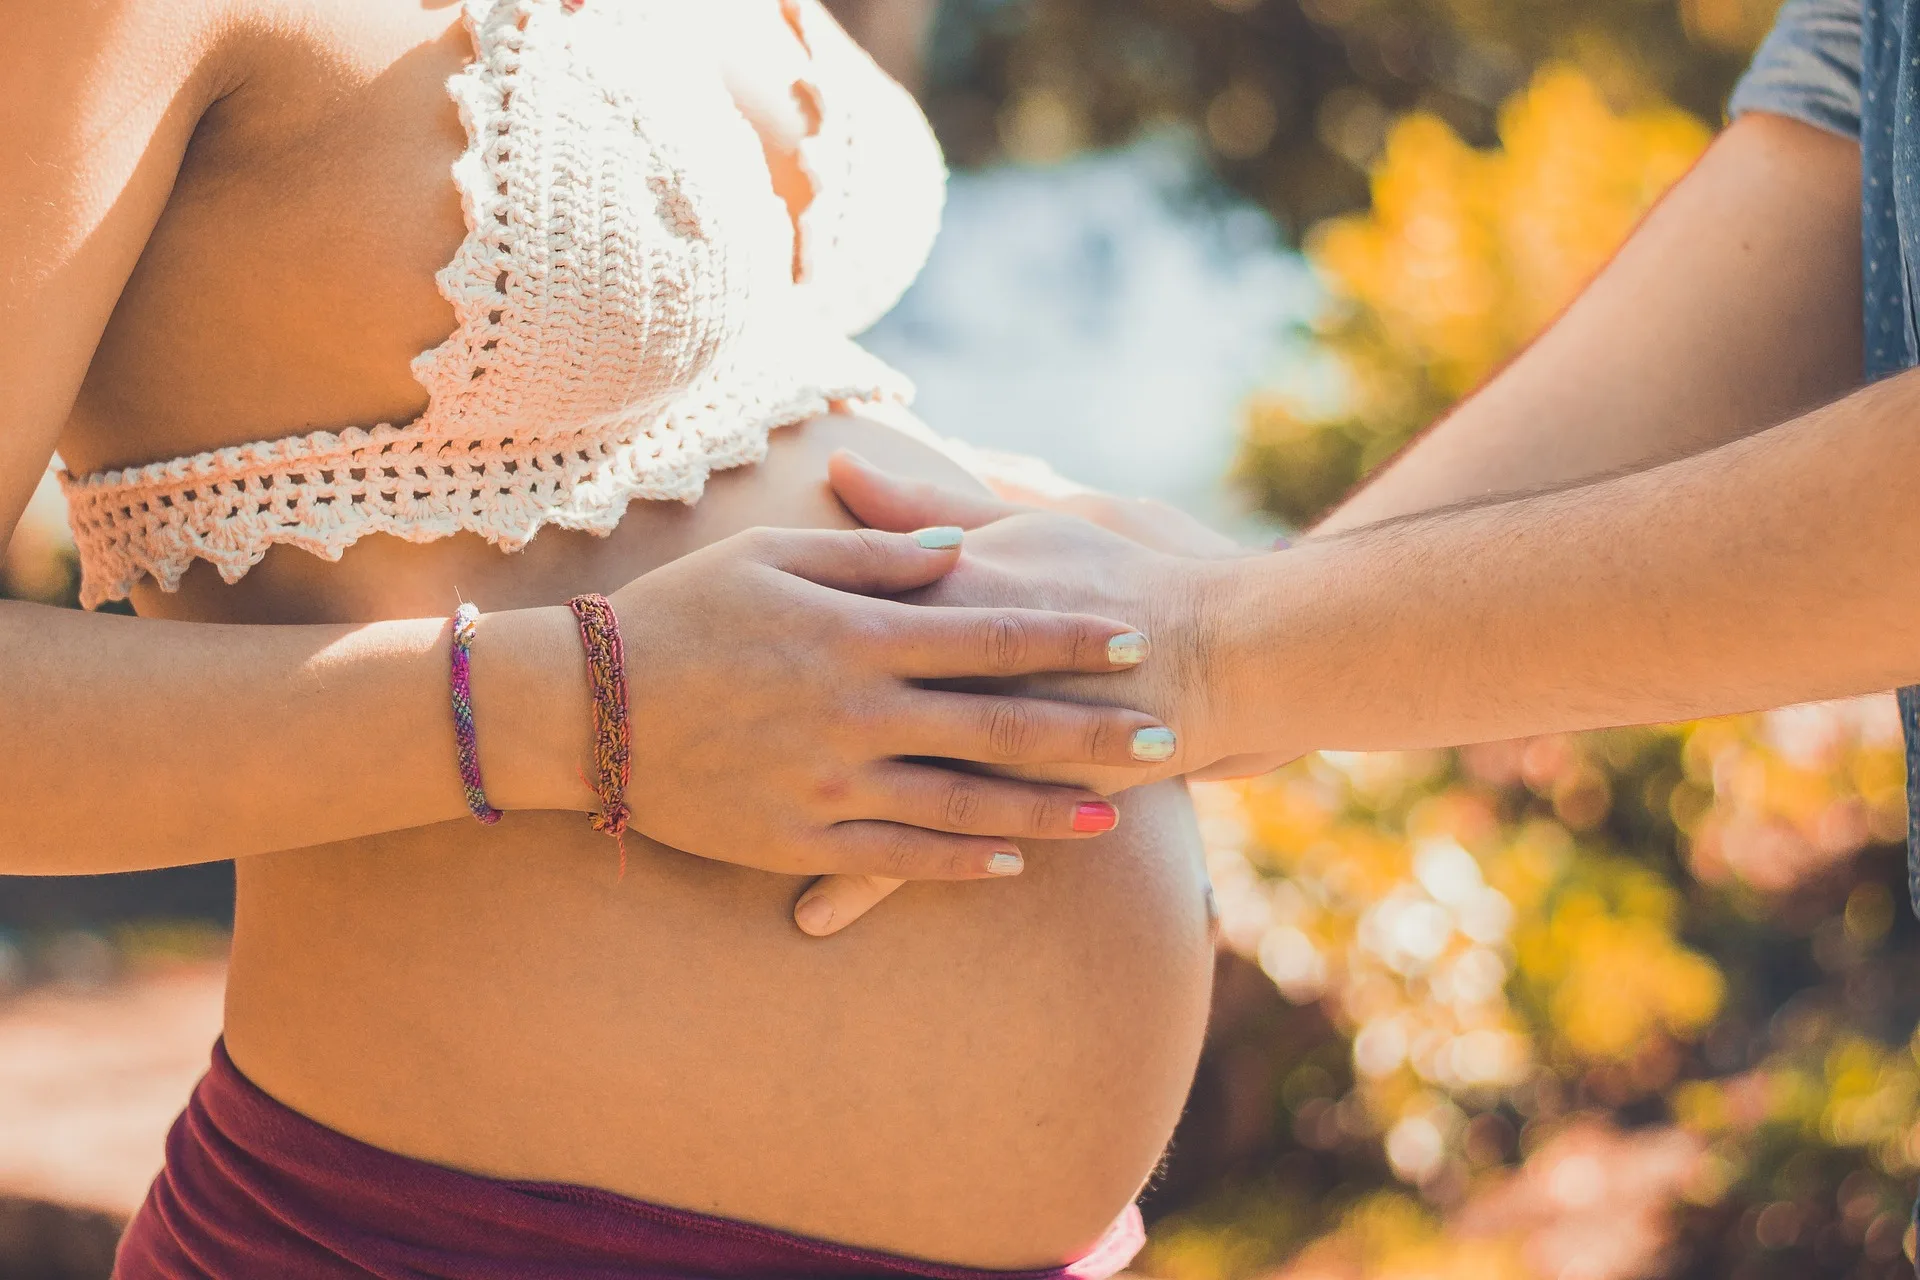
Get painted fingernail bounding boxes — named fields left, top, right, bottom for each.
left=986, top=850, right=1025, bottom=876
left=1131, top=727, right=1178, bottom=763
left=1107, top=632, right=1150, bottom=666
left=913, top=526, right=964, bottom=550
left=1072, top=802, right=1119, bottom=833
left=795, top=897, right=836, bottom=936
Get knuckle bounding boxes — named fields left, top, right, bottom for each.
left=880, top=828, right=922, bottom=879
left=985, top=698, right=1036, bottom=759
left=783, top=834, right=832, bottom=875
left=1083, top=714, right=1115, bottom=763
left=1057, top=619, right=1089, bottom=670
left=983, top=613, right=1031, bottom=673
left=1031, top=792, right=1063, bottom=835
left=834, top=691, right=882, bottom=739
left=942, top=777, right=985, bottom=830
left=812, top=771, right=855, bottom=807
left=835, top=608, right=887, bottom=656
left=852, top=526, right=895, bottom=565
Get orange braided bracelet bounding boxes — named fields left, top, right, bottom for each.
left=567, top=594, right=633, bottom=869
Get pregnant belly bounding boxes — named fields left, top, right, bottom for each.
left=180, top=414, right=1217, bottom=1269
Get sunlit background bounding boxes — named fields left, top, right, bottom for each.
left=8, top=1, right=1917, bottom=1278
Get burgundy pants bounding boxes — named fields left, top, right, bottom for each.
left=116, top=1040, right=1144, bottom=1279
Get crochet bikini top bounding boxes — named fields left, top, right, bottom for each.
left=61, top=0, right=946, bottom=608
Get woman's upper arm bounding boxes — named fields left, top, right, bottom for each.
left=0, top=0, right=232, bottom=539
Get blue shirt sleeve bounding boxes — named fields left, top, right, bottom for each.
left=1727, top=0, right=1863, bottom=140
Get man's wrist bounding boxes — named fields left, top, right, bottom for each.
left=1168, top=554, right=1251, bottom=769
left=1189, top=544, right=1336, bottom=765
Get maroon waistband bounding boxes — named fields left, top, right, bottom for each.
left=115, top=1040, right=1144, bottom=1279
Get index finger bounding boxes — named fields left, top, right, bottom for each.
left=876, top=603, right=1152, bottom=679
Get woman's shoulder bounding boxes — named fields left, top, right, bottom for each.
left=6, top=0, right=247, bottom=136
left=6, top=0, right=455, bottom=177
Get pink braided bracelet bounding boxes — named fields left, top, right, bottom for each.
left=449, top=603, right=503, bottom=825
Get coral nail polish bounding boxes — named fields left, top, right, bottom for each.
left=1072, top=802, right=1119, bottom=833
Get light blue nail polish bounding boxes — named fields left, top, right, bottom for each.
left=1108, top=632, right=1150, bottom=666
left=986, top=851, right=1024, bottom=876
left=912, top=526, right=964, bottom=550
left=1131, top=727, right=1178, bottom=763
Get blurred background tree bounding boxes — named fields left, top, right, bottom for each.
left=917, top=0, right=1776, bottom=235
left=1238, top=67, right=1711, bottom=523
left=910, top=0, right=1778, bottom=525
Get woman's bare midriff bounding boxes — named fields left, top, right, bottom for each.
left=173, top=417, right=1217, bottom=1268
left=59, top=1, right=1217, bottom=1268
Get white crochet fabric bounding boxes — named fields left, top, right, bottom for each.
left=62, top=0, right=947, bottom=608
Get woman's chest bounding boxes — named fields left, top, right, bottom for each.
left=67, top=0, right=814, bottom=473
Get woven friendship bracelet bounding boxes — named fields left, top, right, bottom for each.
left=567, top=593, right=633, bottom=869
left=449, top=603, right=504, bottom=825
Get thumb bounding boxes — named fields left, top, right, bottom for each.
left=828, top=450, right=1028, bottom=533
left=751, top=526, right=965, bottom=595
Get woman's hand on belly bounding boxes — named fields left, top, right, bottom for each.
left=607, top=521, right=1178, bottom=886
left=223, top=421, right=1219, bottom=1268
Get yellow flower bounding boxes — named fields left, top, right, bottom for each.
left=1240, top=66, right=1712, bottom=527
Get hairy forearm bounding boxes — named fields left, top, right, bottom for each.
left=0, top=603, right=585, bottom=874
left=1318, top=113, right=1863, bottom=534
left=1210, top=367, right=1920, bottom=755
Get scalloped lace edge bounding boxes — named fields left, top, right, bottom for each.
left=63, top=355, right=909, bottom=608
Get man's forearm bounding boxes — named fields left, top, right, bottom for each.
left=1210, top=366, right=1920, bottom=756
left=1316, top=113, right=1863, bottom=534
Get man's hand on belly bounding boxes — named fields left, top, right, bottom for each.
left=788, top=453, right=1269, bottom=937
left=824, top=453, right=1243, bottom=784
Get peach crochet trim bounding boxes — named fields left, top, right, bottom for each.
left=62, top=336, right=908, bottom=607
left=60, top=0, right=933, bottom=607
